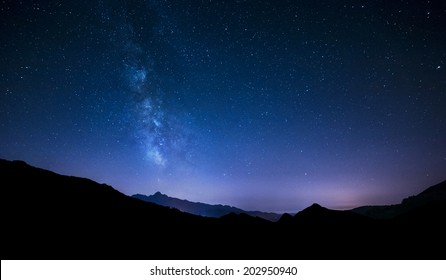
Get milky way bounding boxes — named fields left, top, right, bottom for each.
left=1, top=0, right=445, bottom=212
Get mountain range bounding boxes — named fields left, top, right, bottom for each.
left=351, top=181, right=446, bottom=219
left=132, top=192, right=283, bottom=221
left=1, top=159, right=445, bottom=259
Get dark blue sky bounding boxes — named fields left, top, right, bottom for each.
left=1, top=0, right=445, bottom=212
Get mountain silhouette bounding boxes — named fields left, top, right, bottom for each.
left=1, top=159, right=211, bottom=259
left=132, top=192, right=282, bottom=221
left=1, top=159, right=445, bottom=259
left=0, top=159, right=272, bottom=259
left=281, top=203, right=372, bottom=227
left=351, top=180, right=446, bottom=219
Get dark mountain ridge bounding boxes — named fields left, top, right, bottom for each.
left=1, top=159, right=271, bottom=259
left=351, top=180, right=446, bottom=219
left=1, top=159, right=445, bottom=259
left=132, top=192, right=282, bottom=221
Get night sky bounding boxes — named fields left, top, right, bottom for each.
left=1, top=0, right=445, bottom=212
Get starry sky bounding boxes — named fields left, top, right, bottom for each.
left=1, top=0, right=445, bottom=212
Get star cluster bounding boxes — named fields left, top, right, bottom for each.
left=1, top=0, right=445, bottom=212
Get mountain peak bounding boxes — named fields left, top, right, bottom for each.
left=278, top=213, right=294, bottom=223
left=309, top=203, right=323, bottom=209
left=295, top=203, right=329, bottom=217
left=132, top=192, right=282, bottom=221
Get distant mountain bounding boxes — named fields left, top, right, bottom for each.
left=1, top=158, right=445, bottom=259
left=132, top=192, right=282, bottom=221
left=281, top=203, right=372, bottom=227
left=351, top=180, right=446, bottom=219
left=276, top=203, right=378, bottom=258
